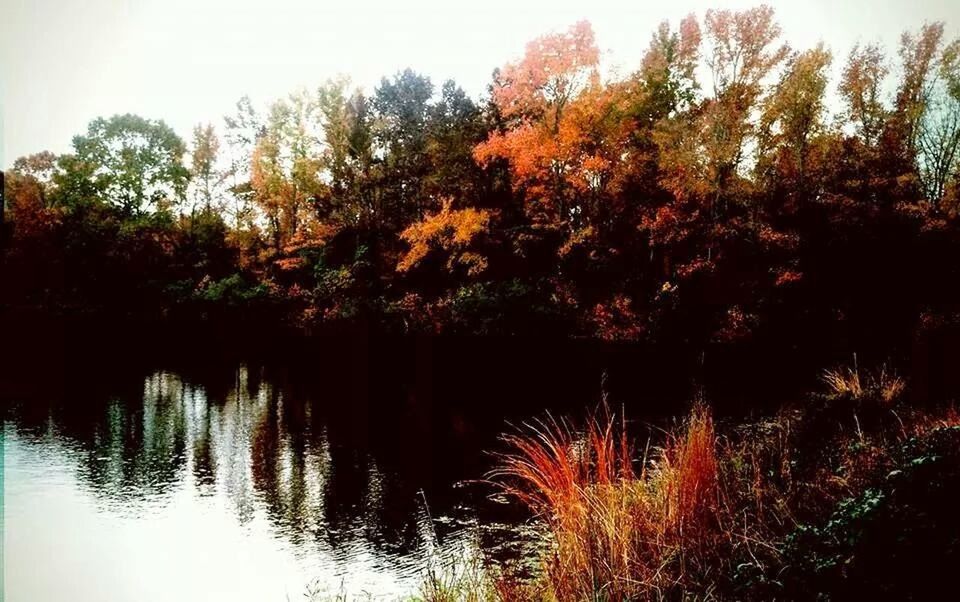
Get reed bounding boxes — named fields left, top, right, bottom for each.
left=493, top=404, right=737, bottom=600
left=821, top=362, right=905, bottom=405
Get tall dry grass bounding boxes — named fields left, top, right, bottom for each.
left=493, top=404, right=748, bottom=600
left=821, top=362, right=905, bottom=405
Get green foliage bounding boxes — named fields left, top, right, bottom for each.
left=778, top=426, right=960, bottom=600
left=434, top=279, right=567, bottom=335
left=372, top=69, right=436, bottom=225
left=195, top=274, right=271, bottom=307
left=68, top=114, right=190, bottom=214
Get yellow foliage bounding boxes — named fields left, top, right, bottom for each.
left=397, top=200, right=491, bottom=275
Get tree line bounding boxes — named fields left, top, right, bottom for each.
left=3, top=5, right=960, bottom=355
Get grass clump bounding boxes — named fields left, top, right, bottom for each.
left=493, top=404, right=752, bottom=600
left=415, top=555, right=505, bottom=602
left=821, top=361, right=905, bottom=405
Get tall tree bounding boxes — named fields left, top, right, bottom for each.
left=840, top=43, right=889, bottom=147
left=894, top=23, right=946, bottom=160
left=700, top=5, right=790, bottom=202
left=316, top=78, right=376, bottom=228
left=756, top=44, right=833, bottom=200
left=474, top=21, right=603, bottom=231
left=894, top=25, right=960, bottom=209
left=223, top=96, right=263, bottom=230
left=370, top=70, right=434, bottom=226
left=189, top=123, right=225, bottom=211
left=250, top=92, right=326, bottom=258
left=4, top=156, right=61, bottom=242
left=70, top=114, right=190, bottom=214
left=633, top=15, right=702, bottom=199
left=424, top=80, right=488, bottom=204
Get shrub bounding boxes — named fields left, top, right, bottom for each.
left=779, top=426, right=960, bottom=600
left=196, top=273, right=272, bottom=307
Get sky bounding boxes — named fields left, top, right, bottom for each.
left=2, top=0, right=959, bottom=167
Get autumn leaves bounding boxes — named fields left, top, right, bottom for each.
left=5, top=5, right=960, bottom=341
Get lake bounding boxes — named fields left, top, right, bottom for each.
left=5, top=365, right=518, bottom=601
left=1, top=322, right=823, bottom=601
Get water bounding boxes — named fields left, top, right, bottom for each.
left=3, top=358, right=535, bottom=601
left=1, top=322, right=818, bottom=602
left=3, top=329, right=638, bottom=602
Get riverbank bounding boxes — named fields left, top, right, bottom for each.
left=8, top=308, right=960, bottom=408
left=337, top=365, right=960, bottom=601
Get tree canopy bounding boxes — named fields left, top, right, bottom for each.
left=3, top=6, right=960, bottom=352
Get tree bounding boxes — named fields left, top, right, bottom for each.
left=371, top=69, right=434, bottom=225
left=654, top=6, right=790, bottom=208
left=916, top=71, right=960, bottom=209
left=424, top=80, right=489, bottom=204
left=4, top=160, right=61, bottom=242
left=840, top=43, right=889, bottom=147
left=486, top=20, right=599, bottom=124
left=397, top=199, right=490, bottom=276
left=633, top=15, right=702, bottom=200
left=474, top=21, right=603, bottom=230
left=756, top=44, right=833, bottom=200
left=70, top=114, right=190, bottom=214
left=897, top=26, right=960, bottom=209
left=250, top=91, right=326, bottom=259
left=649, top=7, right=791, bottom=251
left=4, top=152, right=59, bottom=239
left=637, top=16, right=702, bottom=123
left=699, top=5, right=790, bottom=202
left=11, top=151, right=58, bottom=189
left=316, top=78, right=376, bottom=228
left=223, top=96, right=263, bottom=230
left=189, top=123, right=226, bottom=211
left=894, top=23, right=946, bottom=160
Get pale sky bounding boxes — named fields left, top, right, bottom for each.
left=2, top=0, right=959, bottom=167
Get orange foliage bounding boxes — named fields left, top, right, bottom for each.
left=489, top=20, right=599, bottom=121
left=589, top=294, right=645, bottom=341
left=4, top=171, right=61, bottom=242
left=704, top=5, right=789, bottom=97
left=774, top=269, right=803, bottom=287
left=474, top=21, right=633, bottom=232
left=655, top=5, right=789, bottom=205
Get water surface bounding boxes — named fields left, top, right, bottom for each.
left=3, top=336, right=598, bottom=602
left=2, top=327, right=799, bottom=601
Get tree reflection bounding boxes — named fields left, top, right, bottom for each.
left=6, top=362, right=490, bottom=573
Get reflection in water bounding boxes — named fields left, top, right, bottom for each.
left=4, top=364, right=521, bottom=601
